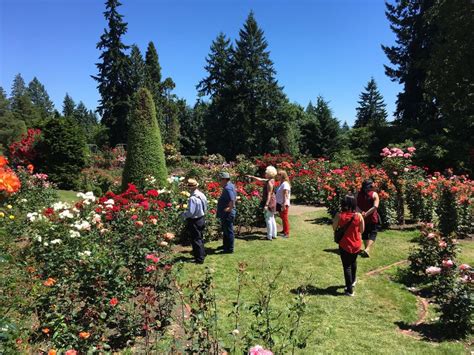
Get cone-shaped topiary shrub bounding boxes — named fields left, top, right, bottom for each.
left=122, top=88, right=167, bottom=190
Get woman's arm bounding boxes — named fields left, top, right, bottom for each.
left=364, top=192, right=380, bottom=217
left=246, top=175, right=268, bottom=182
left=358, top=213, right=365, bottom=234
left=332, top=213, right=340, bottom=231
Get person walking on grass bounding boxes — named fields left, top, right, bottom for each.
left=356, top=179, right=380, bottom=258
left=247, top=166, right=278, bottom=240
left=333, top=195, right=365, bottom=296
left=217, top=172, right=237, bottom=254
left=276, top=170, right=291, bottom=238
left=181, top=179, right=208, bottom=264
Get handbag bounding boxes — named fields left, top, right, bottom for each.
left=334, top=214, right=355, bottom=244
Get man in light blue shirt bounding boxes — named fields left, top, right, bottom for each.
left=182, top=178, right=208, bottom=264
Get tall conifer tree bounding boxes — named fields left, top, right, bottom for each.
left=27, top=77, right=54, bottom=119
left=354, top=78, right=387, bottom=128
left=62, top=93, right=76, bottom=117
left=93, top=0, right=131, bottom=146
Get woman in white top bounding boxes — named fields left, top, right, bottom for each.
left=276, top=170, right=291, bottom=238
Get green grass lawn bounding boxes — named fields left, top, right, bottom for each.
left=176, top=209, right=473, bottom=354
left=56, top=189, right=80, bottom=204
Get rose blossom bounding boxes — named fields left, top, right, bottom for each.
left=442, top=259, right=454, bottom=268
left=65, top=350, right=78, bottom=355
left=145, top=254, right=160, bottom=263
left=426, top=266, right=442, bottom=276
left=109, top=297, right=119, bottom=306
left=135, top=221, right=144, bottom=227
left=438, top=241, right=447, bottom=248
left=159, top=241, right=169, bottom=247
left=163, top=232, right=175, bottom=241
left=459, top=264, right=471, bottom=271
left=146, top=265, right=157, bottom=272
left=426, top=233, right=436, bottom=239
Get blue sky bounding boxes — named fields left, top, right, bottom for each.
left=0, top=0, right=400, bottom=126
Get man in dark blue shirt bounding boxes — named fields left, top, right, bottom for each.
left=217, top=172, right=237, bottom=253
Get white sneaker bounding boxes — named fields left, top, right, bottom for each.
left=344, top=290, right=355, bottom=297
left=352, top=279, right=357, bottom=287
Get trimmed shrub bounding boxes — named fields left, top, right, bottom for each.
left=122, top=88, right=168, bottom=190
left=34, top=118, right=88, bottom=189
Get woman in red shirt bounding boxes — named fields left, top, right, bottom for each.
left=356, top=179, right=380, bottom=258
left=332, top=195, right=365, bottom=296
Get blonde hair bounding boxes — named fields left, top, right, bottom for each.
left=265, top=165, right=278, bottom=178
left=278, top=170, right=290, bottom=184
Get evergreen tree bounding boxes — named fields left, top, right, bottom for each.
left=74, top=101, right=98, bottom=139
left=179, top=101, right=207, bottom=156
left=122, top=88, right=167, bottom=190
left=275, top=102, right=304, bottom=156
left=229, top=11, right=285, bottom=157
left=0, top=87, right=26, bottom=152
left=9, top=73, right=27, bottom=112
left=301, top=101, right=321, bottom=156
left=34, top=117, right=88, bottom=189
left=197, top=33, right=233, bottom=155
left=382, top=0, right=436, bottom=127
left=62, top=93, right=76, bottom=117
left=129, top=44, right=146, bottom=92
left=144, top=41, right=164, bottom=132
left=92, top=0, right=131, bottom=146
left=27, top=77, right=54, bottom=119
left=354, top=78, right=387, bottom=128
left=304, top=96, right=341, bottom=158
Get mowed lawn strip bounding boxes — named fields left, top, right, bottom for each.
left=177, top=208, right=472, bottom=354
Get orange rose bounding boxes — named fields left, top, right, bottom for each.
left=48, top=350, right=57, bottom=355
left=163, top=232, right=175, bottom=241
left=0, top=170, right=21, bottom=194
left=42, top=327, right=50, bottom=334
left=27, top=164, right=34, bottom=173
left=0, top=156, right=8, bottom=168
left=79, top=331, right=91, bottom=339
left=43, top=278, right=56, bottom=287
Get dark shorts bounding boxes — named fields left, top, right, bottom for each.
left=362, top=223, right=378, bottom=241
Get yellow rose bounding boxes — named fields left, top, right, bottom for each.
left=130, top=208, right=136, bottom=212
left=9, top=215, right=15, bottom=220
left=0, top=212, right=4, bottom=218
left=6, top=205, right=12, bottom=209
left=183, top=204, right=188, bottom=209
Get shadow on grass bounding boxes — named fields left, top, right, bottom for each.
left=236, top=231, right=267, bottom=241
left=304, top=217, right=332, bottom=225
left=323, top=248, right=340, bottom=255
left=394, top=321, right=453, bottom=342
left=291, top=284, right=346, bottom=296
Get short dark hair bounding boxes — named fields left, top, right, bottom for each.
left=341, top=194, right=357, bottom=212
left=361, top=179, right=374, bottom=193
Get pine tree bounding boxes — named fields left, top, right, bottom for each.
left=74, top=101, right=98, bottom=139
left=301, top=101, right=321, bottom=156
left=62, top=93, right=76, bottom=117
left=122, top=88, right=167, bottom=190
left=229, top=11, right=285, bottom=157
left=305, top=96, right=341, bottom=158
left=198, top=33, right=233, bottom=155
left=354, top=78, right=387, bottom=128
left=27, top=77, right=54, bottom=119
left=92, top=0, right=131, bottom=146
left=179, top=101, right=207, bottom=156
left=382, top=0, right=436, bottom=127
left=10, top=73, right=27, bottom=112
left=0, top=87, right=26, bottom=152
left=129, top=44, right=146, bottom=92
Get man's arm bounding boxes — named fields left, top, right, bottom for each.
left=182, top=196, right=197, bottom=219
left=363, top=192, right=379, bottom=217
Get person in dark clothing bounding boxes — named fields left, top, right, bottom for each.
left=333, top=195, right=365, bottom=296
left=356, top=179, right=380, bottom=258
left=216, top=172, right=237, bottom=253
left=182, top=179, right=208, bottom=264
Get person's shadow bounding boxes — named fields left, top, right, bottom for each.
left=291, top=284, right=346, bottom=296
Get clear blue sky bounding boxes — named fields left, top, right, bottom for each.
left=0, top=0, right=400, bottom=126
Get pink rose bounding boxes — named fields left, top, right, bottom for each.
left=404, top=153, right=411, bottom=159
left=442, top=259, right=454, bottom=268
left=150, top=218, right=158, bottom=225
left=146, top=265, right=156, bottom=272
left=438, top=241, right=447, bottom=248
left=427, top=233, right=436, bottom=239
left=131, top=214, right=138, bottom=220
left=426, top=223, right=434, bottom=229
left=249, top=345, right=273, bottom=355
left=65, top=351, right=78, bottom=355
left=407, top=147, right=416, bottom=153
left=426, top=266, right=442, bottom=276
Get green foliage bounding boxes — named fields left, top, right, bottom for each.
left=0, top=87, right=26, bottom=153
left=122, top=88, right=168, bottom=190
left=436, top=185, right=458, bottom=237
left=179, top=101, right=207, bottom=156
left=93, top=0, right=132, bottom=146
left=129, top=44, right=146, bottom=92
left=27, top=77, right=54, bottom=119
left=73, top=101, right=99, bottom=141
left=354, top=78, right=387, bottom=128
left=302, top=96, right=341, bottom=158
left=62, top=93, right=75, bottom=117
left=34, top=117, right=89, bottom=189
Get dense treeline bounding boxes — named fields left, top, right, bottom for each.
left=1, top=0, right=472, bottom=173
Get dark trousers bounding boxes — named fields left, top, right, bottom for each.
left=187, top=217, right=206, bottom=262
left=220, top=215, right=235, bottom=252
left=339, top=247, right=358, bottom=293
